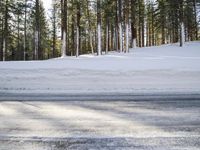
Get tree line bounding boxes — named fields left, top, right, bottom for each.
left=0, top=0, right=199, bottom=61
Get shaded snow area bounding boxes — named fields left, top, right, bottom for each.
left=0, top=100, right=200, bottom=149
left=0, top=41, right=200, bottom=100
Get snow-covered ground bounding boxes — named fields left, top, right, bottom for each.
left=0, top=42, right=200, bottom=100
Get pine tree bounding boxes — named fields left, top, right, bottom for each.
left=0, top=0, right=199, bottom=61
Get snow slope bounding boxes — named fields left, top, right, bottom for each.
left=0, top=42, right=200, bottom=100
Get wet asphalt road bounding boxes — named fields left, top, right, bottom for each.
left=0, top=100, right=200, bottom=150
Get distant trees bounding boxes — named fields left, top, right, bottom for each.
left=0, top=0, right=199, bottom=61
left=0, top=0, right=50, bottom=61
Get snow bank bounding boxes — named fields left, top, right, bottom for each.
left=0, top=42, right=200, bottom=100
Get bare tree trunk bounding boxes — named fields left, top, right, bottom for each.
left=34, top=0, right=40, bottom=60
left=115, top=1, right=119, bottom=51
left=179, top=1, right=184, bottom=47
left=97, top=0, right=101, bottom=55
left=131, top=0, right=137, bottom=49
left=125, top=0, right=129, bottom=53
left=118, top=0, right=123, bottom=52
left=152, top=5, right=155, bottom=46
left=3, top=39, right=6, bottom=61
left=180, top=22, right=185, bottom=47
left=76, top=27, right=79, bottom=57
left=106, top=17, right=109, bottom=54
left=61, top=0, right=67, bottom=57
left=138, top=0, right=142, bottom=47
left=3, top=0, right=8, bottom=61
left=0, top=16, right=3, bottom=61
left=17, top=10, right=20, bottom=60
left=52, top=1, right=57, bottom=58
left=111, top=25, right=114, bottom=51
left=71, top=7, right=75, bottom=56
left=76, top=0, right=80, bottom=57
left=23, top=0, right=27, bottom=60
left=193, top=0, right=198, bottom=40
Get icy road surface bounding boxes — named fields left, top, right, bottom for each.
left=0, top=100, right=200, bottom=149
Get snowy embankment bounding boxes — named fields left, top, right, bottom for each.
left=0, top=42, right=200, bottom=100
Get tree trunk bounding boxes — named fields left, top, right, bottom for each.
left=115, top=1, right=119, bottom=51
left=179, top=1, right=184, bottom=47
left=17, top=10, right=20, bottom=60
left=34, top=0, right=40, bottom=60
left=24, top=0, right=27, bottom=60
left=118, top=0, right=123, bottom=52
left=61, top=0, right=67, bottom=57
left=131, top=0, right=137, bottom=49
left=151, top=5, right=155, bottom=46
left=97, top=0, right=101, bottom=55
left=106, top=17, right=109, bottom=54
left=180, top=22, right=185, bottom=47
left=71, top=10, right=75, bottom=56
left=52, top=2, right=57, bottom=58
left=76, top=0, right=80, bottom=57
left=0, top=16, right=3, bottom=61
left=3, top=0, right=8, bottom=61
left=193, top=0, right=198, bottom=40
left=86, top=0, right=94, bottom=54
left=125, top=0, right=129, bottom=53
left=141, top=6, right=145, bottom=47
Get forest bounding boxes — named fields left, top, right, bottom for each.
left=0, top=0, right=199, bottom=61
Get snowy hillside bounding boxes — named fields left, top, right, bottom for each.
left=0, top=42, right=200, bottom=100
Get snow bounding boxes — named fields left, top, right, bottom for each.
left=0, top=41, right=200, bottom=99
left=0, top=41, right=200, bottom=71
